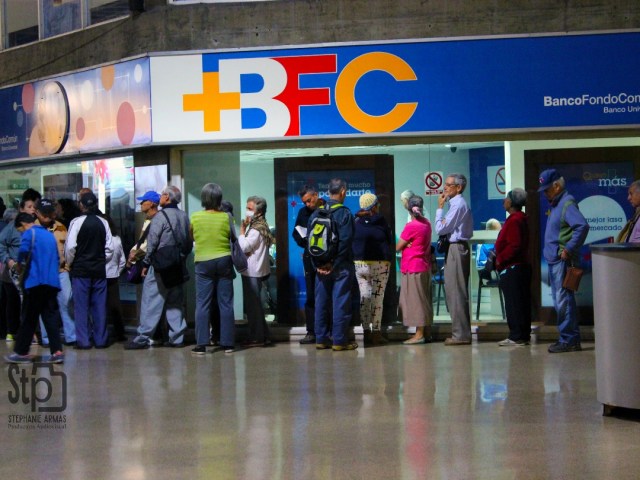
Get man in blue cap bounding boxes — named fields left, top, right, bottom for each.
left=125, top=190, right=161, bottom=349
left=538, top=169, right=589, bottom=353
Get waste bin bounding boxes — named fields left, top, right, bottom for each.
left=591, top=243, right=640, bottom=415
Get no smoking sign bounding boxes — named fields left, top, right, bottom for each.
left=424, top=171, right=444, bottom=196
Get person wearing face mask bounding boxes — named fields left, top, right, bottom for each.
left=239, top=196, right=275, bottom=347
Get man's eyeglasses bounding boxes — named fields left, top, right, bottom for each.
left=445, top=182, right=458, bottom=188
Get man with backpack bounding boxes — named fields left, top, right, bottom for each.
left=307, top=178, right=357, bottom=351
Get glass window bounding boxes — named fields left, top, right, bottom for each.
left=89, top=0, right=130, bottom=25
left=181, top=141, right=507, bottom=328
left=5, top=0, right=38, bottom=48
left=42, top=0, right=81, bottom=39
left=0, top=155, right=136, bottom=296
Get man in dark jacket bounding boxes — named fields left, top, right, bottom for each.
left=65, top=192, right=114, bottom=349
left=308, top=178, right=357, bottom=351
left=292, top=185, right=325, bottom=344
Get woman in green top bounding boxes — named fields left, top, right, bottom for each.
left=190, top=183, right=236, bottom=354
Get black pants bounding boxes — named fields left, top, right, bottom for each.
left=14, top=285, right=61, bottom=355
left=107, top=278, right=125, bottom=338
left=242, top=275, right=271, bottom=343
left=303, top=254, right=317, bottom=335
left=499, top=264, right=532, bottom=342
left=2, top=281, right=21, bottom=337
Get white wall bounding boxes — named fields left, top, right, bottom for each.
left=393, top=148, right=470, bottom=242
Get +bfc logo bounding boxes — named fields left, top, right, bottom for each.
left=182, top=52, right=418, bottom=137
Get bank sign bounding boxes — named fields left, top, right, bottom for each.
left=150, top=32, right=640, bottom=143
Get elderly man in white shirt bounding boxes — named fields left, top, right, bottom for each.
left=435, top=173, right=474, bottom=346
left=239, top=196, right=274, bottom=347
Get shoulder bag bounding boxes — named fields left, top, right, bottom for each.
left=228, top=213, right=248, bottom=273
left=151, top=210, right=189, bottom=288
left=125, top=224, right=150, bottom=284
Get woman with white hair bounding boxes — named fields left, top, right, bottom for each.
left=353, top=193, right=393, bottom=346
left=494, top=188, right=531, bottom=346
left=396, top=195, right=433, bottom=344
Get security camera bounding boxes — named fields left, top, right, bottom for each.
left=450, top=146, right=457, bottom=153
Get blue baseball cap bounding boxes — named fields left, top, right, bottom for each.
left=537, top=169, right=561, bottom=192
left=136, top=191, right=161, bottom=204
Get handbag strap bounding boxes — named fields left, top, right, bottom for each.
left=227, top=213, right=239, bottom=242
left=159, top=209, right=181, bottom=249
left=135, top=223, right=151, bottom=249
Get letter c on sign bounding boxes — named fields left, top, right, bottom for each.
left=335, top=52, right=417, bottom=133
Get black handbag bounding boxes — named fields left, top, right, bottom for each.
left=151, top=211, right=189, bottom=287
left=436, top=235, right=450, bottom=254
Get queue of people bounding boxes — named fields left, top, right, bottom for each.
left=2, top=188, right=125, bottom=363
left=3, top=170, right=638, bottom=363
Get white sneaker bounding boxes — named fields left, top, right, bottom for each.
left=498, top=338, right=529, bottom=346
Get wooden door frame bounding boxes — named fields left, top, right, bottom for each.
left=274, top=154, right=396, bottom=325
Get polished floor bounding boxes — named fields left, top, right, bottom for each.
left=1, top=337, right=639, bottom=480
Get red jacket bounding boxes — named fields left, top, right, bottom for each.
left=495, top=211, right=529, bottom=271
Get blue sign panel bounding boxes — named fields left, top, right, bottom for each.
left=153, top=32, right=640, bottom=143
left=287, top=170, right=375, bottom=310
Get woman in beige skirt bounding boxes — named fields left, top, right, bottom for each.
left=396, top=195, right=433, bottom=344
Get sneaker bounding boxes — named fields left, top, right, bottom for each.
left=332, top=342, right=358, bottom=351
left=4, top=353, right=33, bottom=364
left=222, top=346, right=235, bottom=354
left=191, top=346, right=207, bottom=355
left=299, top=334, right=316, bottom=345
left=5, top=334, right=15, bottom=342
left=44, top=351, right=65, bottom=364
left=548, top=341, right=582, bottom=353
left=498, top=338, right=530, bottom=347
left=124, top=341, right=149, bottom=350
left=316, top=342, right=332, bottom=350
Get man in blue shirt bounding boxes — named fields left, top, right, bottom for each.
left=4, top=213, right=64, bottom=364
left=436, top=173, right=474, bottom=345
left=538, top=169, right=589, bottom=353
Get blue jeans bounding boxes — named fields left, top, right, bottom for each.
left=72, top=276, right=108, bottom=348
left=194, top=256, right=235, bottom=347
left=315, top=263, right=354, bottom=346
left=40, top=271, right=75, bottom=345
left=548, top=260, right=581, bottom=345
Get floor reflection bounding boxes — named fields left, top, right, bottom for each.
left=1, top=339, right=637, bottom=479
